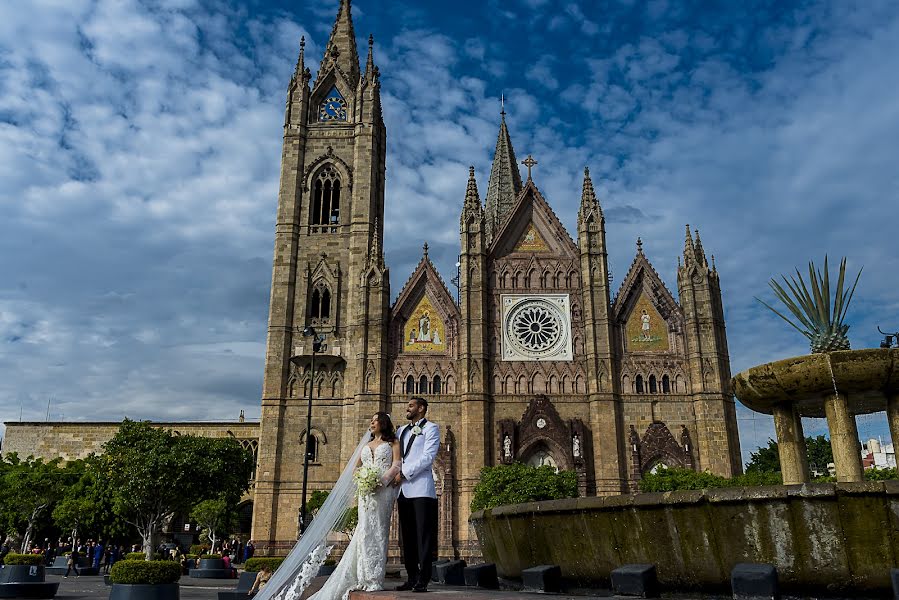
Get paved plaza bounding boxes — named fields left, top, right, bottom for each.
left=42, top=571, right=873, bottom=600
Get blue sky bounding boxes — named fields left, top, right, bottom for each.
left=1, top=0, right=898, bottom=464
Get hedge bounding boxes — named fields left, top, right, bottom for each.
left=244, top=557, right=286, bottom=573
left=125, top=552, right=146, bottom=561
left=638, top=467, right=783, bottom=492
left=199, top=554, right=222, bottom=560
left=3, top=554, right=44, bottom=566
left=189, top=545, right=209, bottom=555
left=471, top=463, right=578, bottom=511
left=110, top=560, right=182, bottom=585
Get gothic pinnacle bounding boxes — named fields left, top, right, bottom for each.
left=580, top=166, right=598, bottom=208
left=637, top=237, right=643, bottom=254
left=294, top=36, right=306, bottom=79
left=365, top=33, right=375, bottom=78
left=684, top=224, right=695, bottom=262
left=318, top=0, right=360, bottom=85
left=694, top=228, right=708, bottom=266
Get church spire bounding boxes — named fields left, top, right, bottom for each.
left=484, top=110, right=523, bottom=242
left=317, top=0, right=361, bottom=87
left=461, top=165, right=484, bottom=227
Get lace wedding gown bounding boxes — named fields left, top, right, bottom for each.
left=309, top=442, right=398, bottom=600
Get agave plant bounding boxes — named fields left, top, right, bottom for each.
left=756, top=256, right=862, bottom=354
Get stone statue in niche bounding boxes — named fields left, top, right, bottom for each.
left=503, top=435, right=512, bottom=460
left=572, top=434, right=581, bottom=458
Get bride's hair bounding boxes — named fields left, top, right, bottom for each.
left=371, top=411, right=397, bottom=443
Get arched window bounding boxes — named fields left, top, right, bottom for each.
left=311, top=289, right=321, bottom=318
left=433, top=375, right=442, bottom=394
left=662, top=374, right=671, bottom=393
left=419, top=375, right=429, bottom=394
left=649, top=375, right=658, bottom=394
left=310, top=284, right=331, bottom=322
left=405, top=375, right=415, bottom=394
left=311, top=166, right=341, bottom=232
left=636, top=375, right=644, bottom=394
left=302, top=432, right=319, bottom=463
left=320, top=289, right=331, bottom=318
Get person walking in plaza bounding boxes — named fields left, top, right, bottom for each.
left=64, top=547, right=80, bottom=578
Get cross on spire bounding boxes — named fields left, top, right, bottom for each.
left=423, top=242, right=429, bottom=257
left=500, top=93, right=505, bottom=117
left=522, top=155, right=537, bottom=180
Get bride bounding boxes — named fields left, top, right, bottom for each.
left=252, top=412, right=402, bottom=600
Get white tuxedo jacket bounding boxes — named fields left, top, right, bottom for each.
left=397, top=420, right=440, bottom=499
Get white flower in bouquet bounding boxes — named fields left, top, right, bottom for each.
left=353, top=465, right=381, bottom=497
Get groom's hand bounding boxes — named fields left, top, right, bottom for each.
left=391, top=472, right=402, bottom=487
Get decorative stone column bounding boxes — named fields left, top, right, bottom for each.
left=823, top=392, right=863, bottom=482
left=772, top=402, right=810, bottom=484
left=887, top=392, right=899, bottom=462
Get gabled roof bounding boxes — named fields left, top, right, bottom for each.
left=612, top=241, right=680, bottom=323
left=392, top=245, right=460, bottom=321
left=488, top=179, right=579, bottom=259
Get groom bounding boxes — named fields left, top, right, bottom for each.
left=394, top=397, right=440, bottom=592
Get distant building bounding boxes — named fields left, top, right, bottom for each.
left=862, top=437, right=896, bottom=469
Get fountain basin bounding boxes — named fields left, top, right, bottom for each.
left=732, top=348, right=899, bottom=417
left=470, top=482, right=899, bottom=593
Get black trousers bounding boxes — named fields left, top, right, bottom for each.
left=397, top=494, right=438, bottom=585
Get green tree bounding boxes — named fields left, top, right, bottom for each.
left=53, top=456, right=133, bottom=542
left=0, top=454, right=75, bottom=552
left=745, top=438, right=781, bottom=473
left=805, top=435, right=834, bottom=476
left=191, top=498, right=236, bottom=553
left=101, top=420, right=253, bottom=559
left=745, top=436, right=835, bottom=476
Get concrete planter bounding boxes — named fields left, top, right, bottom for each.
left=108, top=583, right=179, bottom=600
left=0, top=566, right=58, bottom=599
left=471, top=482, right=899, bottom=594
left=0, top=565, right=45, bottom=583
left=198, top=559, right=224, bottom=570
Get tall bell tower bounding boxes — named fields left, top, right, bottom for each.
left=252, top=0, right=389, bottom=552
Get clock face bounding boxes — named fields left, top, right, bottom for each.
left=319, top=87, right=347, bottom=122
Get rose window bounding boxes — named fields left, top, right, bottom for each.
left=505, top=298, right=569, bottom=358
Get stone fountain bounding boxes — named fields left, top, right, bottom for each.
left=732, top=256, right=897, bottom=483
left=733, top=348, right=899, bottom=483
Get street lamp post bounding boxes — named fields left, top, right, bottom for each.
left=299, top=325, right=325, bottom=535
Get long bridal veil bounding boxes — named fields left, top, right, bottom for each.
left=254, top=433, right=369, bottom=600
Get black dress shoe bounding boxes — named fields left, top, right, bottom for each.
left=395, top=582, right=415, bottom=591
left=412, top=584, right=429, bottom=593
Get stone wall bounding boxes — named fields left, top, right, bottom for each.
left=471, top=482, right=899, bottom=593
left=1, top=421, right=260, bottom=461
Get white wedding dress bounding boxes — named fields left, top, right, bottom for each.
left=309, top=442, right=398, bottom=600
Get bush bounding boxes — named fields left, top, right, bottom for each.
left=189, top=545, right=209, bottom=556
left=865, top=467, right=899, bottom=481
left=470, top=463, right=578, bottom=511
left=199, top=554, right=222, bottom=560
left=244, top=557, right=285, bottom=573
left=110, top=560, right=182, bottom=585
left=185, top=554, right=199, bottom=560
left=3, top=554, right=44, bottom=566
left=125, top=552, right=146, bottom=561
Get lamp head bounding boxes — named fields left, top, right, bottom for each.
left=302, top=326, right=316, bottom=338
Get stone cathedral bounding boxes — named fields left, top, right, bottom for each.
left=251, top=0, right=742, bottom=558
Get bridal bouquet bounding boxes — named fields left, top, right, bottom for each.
left=353, top=465, right=381, bottom=497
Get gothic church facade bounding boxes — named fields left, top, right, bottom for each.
left=252, top=0, right=742, bottom=558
